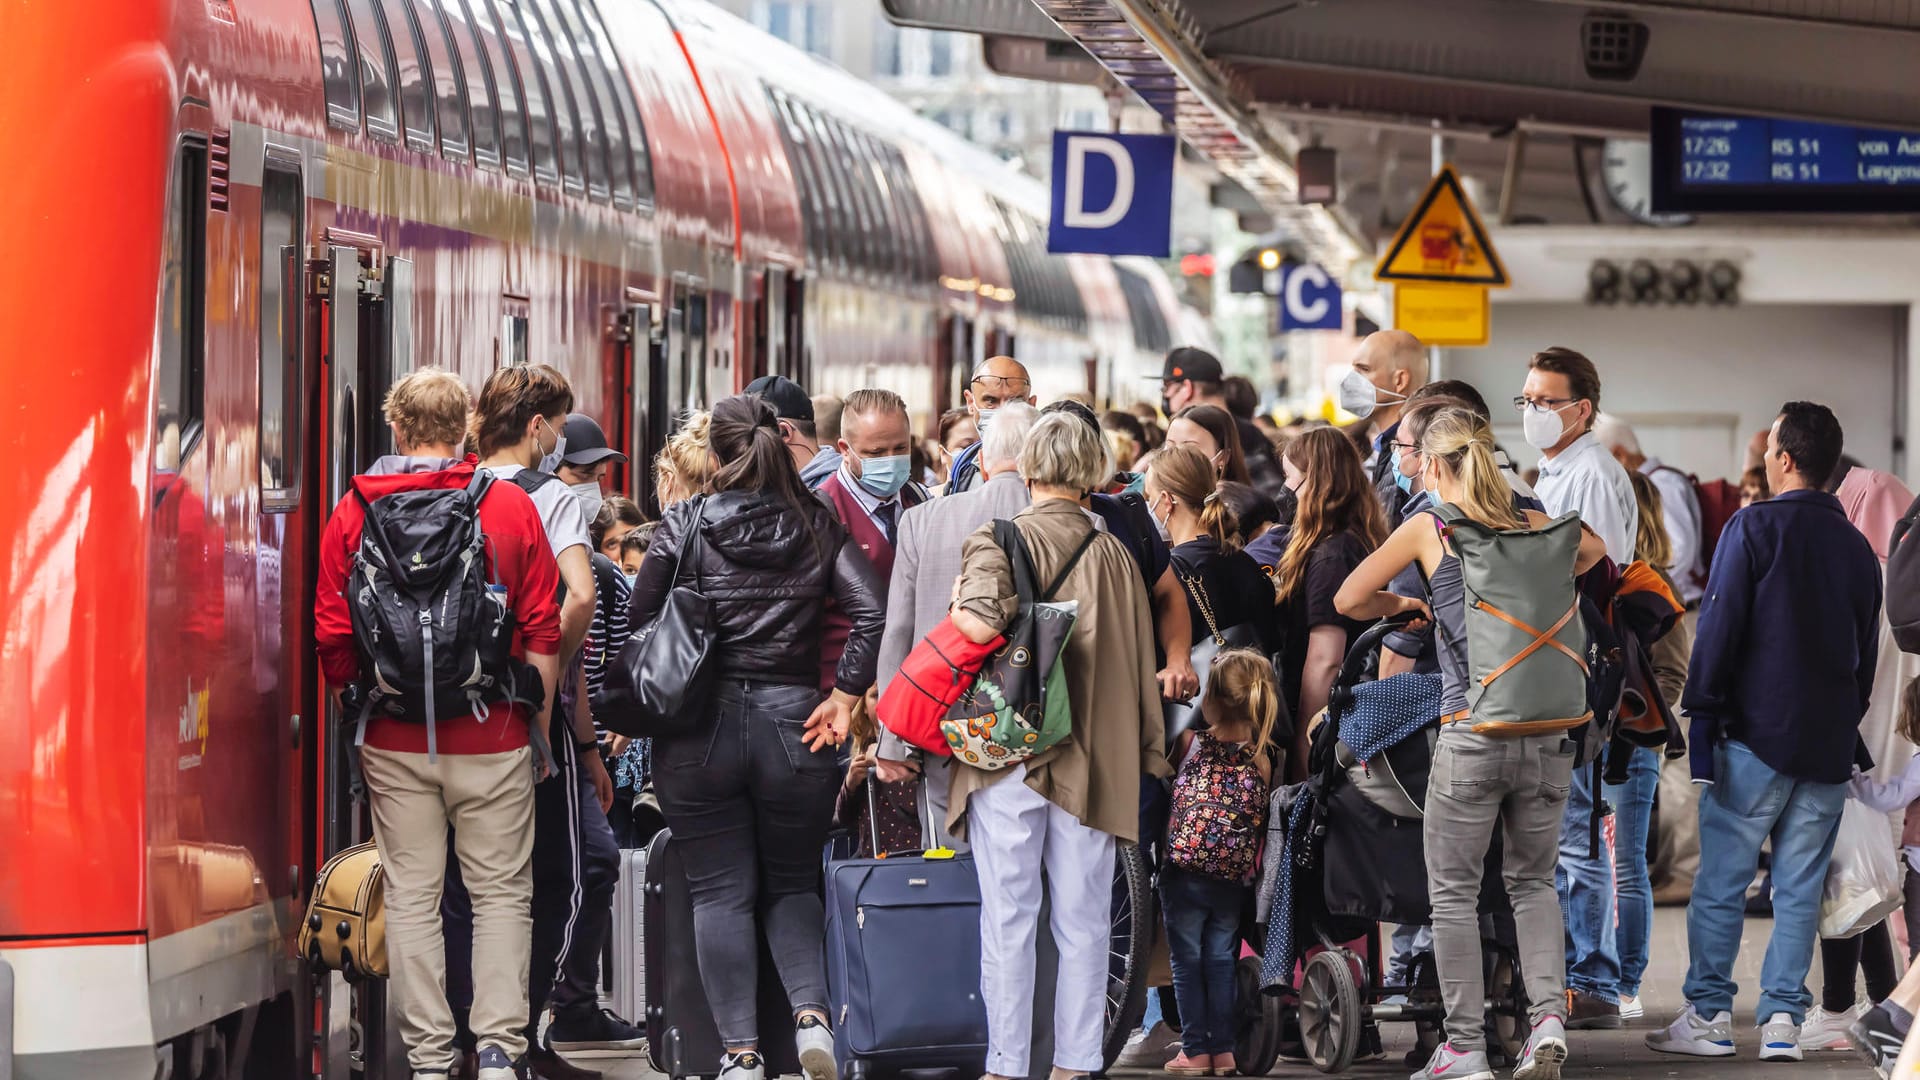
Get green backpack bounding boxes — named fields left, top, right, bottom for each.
left=941, top=519, right=1095, bottom=771
left=1430, top=503, right=1591, bottom=736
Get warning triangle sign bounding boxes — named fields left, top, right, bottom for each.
left=1374, top=166, right=1509, bottom=287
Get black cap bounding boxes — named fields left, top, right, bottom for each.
left=1145, top=347, right=1223, bottom=384
left=559, top=413, right=626, bottom=466
left=744, top=375, right=813, bottom=422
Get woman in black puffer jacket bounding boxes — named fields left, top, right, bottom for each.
left=627, top=393, right=884, bottom=1080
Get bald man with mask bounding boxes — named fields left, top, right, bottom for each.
left=1340, top=330, right=1430, bottom=528
left=946, top=355, right=1037, bottom=494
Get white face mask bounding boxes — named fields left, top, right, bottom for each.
left=568, top=480, right=604, bottom=520
left=1338, top=369, right=1405, bottom=420
left=1149, top=495, right=1173, bottom=543
left=536, top=418, right=566, bottom=474
left=1522, top=402, right=1577, bottom=451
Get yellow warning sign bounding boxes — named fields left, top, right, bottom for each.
left=1393, top=283, right=1490, bottom=347
left=1375, top=166, right=1509, bottom=287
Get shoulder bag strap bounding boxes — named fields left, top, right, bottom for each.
left=1040, top=525, right=1101, bottom=601
left=1170, top=551, right=1223, bottom=641
left=671, top=496, right=706, bottom=592
left=993, top=519, right=1039, bottom=609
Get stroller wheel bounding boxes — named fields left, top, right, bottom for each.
left=1234, top=956, right=1284, bottom=1076
left=1299, top=951, right=1361, bottom=1074
left=1483, top=946, right=1528, bottom=1066
left=1100, top=842, right=1154, bottom=1073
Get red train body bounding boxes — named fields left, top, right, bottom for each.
left=0, top=0, right=1191, bottom=1075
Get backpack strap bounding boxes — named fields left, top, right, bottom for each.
left=1473, top=600, right=1588, bottom=686
left=510, top=468, right=560, bottom=495
left=1041, top=526, right=1100, bottom=601
left=992, top=519, right=1041, bottom=609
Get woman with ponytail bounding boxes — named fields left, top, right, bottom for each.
left=1144, top=445, right=1283, bottom=659
left=1274, top=426, right=1387, bottom=771
left=1336, top=407, right=1606, bottom=1080
left=626, top=393, right=887, bottom=1080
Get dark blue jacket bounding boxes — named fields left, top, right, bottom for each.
left=1682, top=489, right=1882, bottom=784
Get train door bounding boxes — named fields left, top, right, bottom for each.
left=312, top=239, right=412, bottom=1080
left=612, top=297, right=664, bottom=508
left=782, top=273, right=807, bottom=385
left=758, top=267, right=786, bottom=385
left=670, top=285, right=709, bottom=416
left=936, top=312, right=973, bottom=415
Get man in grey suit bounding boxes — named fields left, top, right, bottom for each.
left=871, top=403, right=1044, bottom=847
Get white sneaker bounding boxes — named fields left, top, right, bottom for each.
left=1759, top=1013, right=1804, bottom=1062
left=796, top=1016, right=837, bottom=1080
left=1116, top=1021, right=1180, bottom=1068
left=474, top=1046, right=518, bottom=1080
left=1799, top=1004, right=1860, bottom=1051
left=1617, top=994, right=1643, bottom=1021
left=720, top=1050, right=767, bottom=1080
left=1646, top=1005, right=1736, bottom=1057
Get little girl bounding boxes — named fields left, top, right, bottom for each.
left=834, top=688, right=923, bottom=858
left=1161, top=649, right=1277, bottom=1076
left=1849, top=676, right=1920, bottom=959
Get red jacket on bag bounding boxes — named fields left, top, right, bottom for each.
left=315, top=457, right=563, bottom=755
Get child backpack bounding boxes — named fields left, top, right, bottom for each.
left=1166, top=732, right=1268, bottom=881
left=1430, top=503, right=1591, bottom=736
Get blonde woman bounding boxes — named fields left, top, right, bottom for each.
left=655, top=410, right=714, bottom=507
left=1336, top=407, right=1606, bottom=1080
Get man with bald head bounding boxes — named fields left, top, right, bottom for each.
left=946, top=355, right=1037, bottom=494
left=1342, top=330, right=1430, bottom=527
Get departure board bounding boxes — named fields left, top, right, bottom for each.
left=1650, top=107, right=1920, bottom=213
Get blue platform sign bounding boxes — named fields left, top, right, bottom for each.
left=1046, top=131, right=1176, bottom=257
left=1278, top=263, right=1343, bottom=331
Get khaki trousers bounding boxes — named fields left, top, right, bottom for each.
left=363, top=745, right=536, bottom=1070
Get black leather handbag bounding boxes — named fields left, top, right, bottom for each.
left=602, top=498, right=719, bottom=738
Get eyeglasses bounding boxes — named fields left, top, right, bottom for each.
left=970, top=375, right=1030, bottom=393
left=1512, top=396, right=1576, bottom=415
left=1389, top=441, right=1420, bottom=454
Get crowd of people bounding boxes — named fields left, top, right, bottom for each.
left=315, top=333, right=1920, bottom=1080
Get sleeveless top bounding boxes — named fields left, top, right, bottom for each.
left=1427, top=542, right=1471, bottom=715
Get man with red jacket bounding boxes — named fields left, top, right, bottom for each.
left=316, top=367, right=562, bottom=1080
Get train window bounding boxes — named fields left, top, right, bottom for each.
left=1114, top=264, right=1171, bottom=352
left=311, top=0, right=361, bottom=130
left=260, top=157, right=305, bottom=509
left=407, top=0, right=468, bottom=163
left=547, top=0, right=617, bottom=204
left=574, top=0, right=652, bottom=205
left=526, top=0, right=605, bottom=202
left=766, top=91, right=821, bottom=263
left=863, top=133, right=909, bottom=281
left=491, top=0, right=557, bottom=186
left=382, top=0, right=436, bottom=152
left=436, top=0, right=495, bottom=168
left=797, top=105, right=850, bottom=273
left=504, top=0, right=575, bottom=193
left=343, top=0, right=400, bottom=142
left=465, top=0, right=525, bottom=175
left=826, top=118, right=877, bottom=273
left=157, top=139, right=207, bottom=470
left=885, top=146, right=937, bottom=284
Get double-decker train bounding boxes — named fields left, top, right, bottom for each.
left=0, top=0, right=1195, bottom=1076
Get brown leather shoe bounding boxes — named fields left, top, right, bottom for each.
left=1566, top=989, right=1623, bottom=1030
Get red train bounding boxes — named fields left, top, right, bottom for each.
left=0, top=0, right=1195, bottom=1076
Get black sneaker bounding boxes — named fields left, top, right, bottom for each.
left=524, top=1044, right=601, bottom=1080
left=1849, top=1004, right=1906, bottom=1080
left=545, top=1007, right=647, bottom=1058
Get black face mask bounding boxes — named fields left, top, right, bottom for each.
left=1161, top=395, right=1174, bottom=416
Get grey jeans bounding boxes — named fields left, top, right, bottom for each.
left=1424, top=729, right=1576, bottom=1050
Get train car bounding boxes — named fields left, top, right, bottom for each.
left=0, top=1, right=1195, bottom=1077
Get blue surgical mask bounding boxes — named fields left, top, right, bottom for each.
left=1392, top=447, right=1415, bottom=494
left=537, top=418, right=566, bottom=474
left=974, top=407, right=998, bottom=436
left=856, top=453, right=912, bottom=499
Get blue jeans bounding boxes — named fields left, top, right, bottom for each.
left=1160, top=867, right=1245, bottom=1057
left=1607, top=747, right=1659, bottom=997
left=1556, top=762, right=1620, bottom=1000
left=1683, top=740, right=1846, bottom=1025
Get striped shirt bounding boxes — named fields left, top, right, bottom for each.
left=585, top=551, right=632, bottom=737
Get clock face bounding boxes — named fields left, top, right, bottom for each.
left=1601, top=139, right=1695, bottom=227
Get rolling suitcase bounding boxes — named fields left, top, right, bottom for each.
left=643, top=829, right=800, bottom=1080
left=610, top=845, right=647, bottom=1024
left=824, top=779, right=989, bottom=1080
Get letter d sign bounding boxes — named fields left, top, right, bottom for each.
left=1047, top=131, right=1175, bottom=257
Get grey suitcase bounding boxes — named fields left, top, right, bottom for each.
left=610, top=845, right=647, bottom=1023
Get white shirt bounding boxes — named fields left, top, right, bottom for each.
left=482, top=463, right=591, bottom=559
left=1640, top=457, right=1704, bottom=604
left=1534, top=433, right=1639, bottom=565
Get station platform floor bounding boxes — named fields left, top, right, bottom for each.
left=591, top=907, right=1882, bottom=1080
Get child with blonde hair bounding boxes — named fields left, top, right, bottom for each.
left=1159, top=649, right=1278, bottom=1076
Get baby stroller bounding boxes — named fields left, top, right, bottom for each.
left=1259, top=617, right=1529, bottom=1074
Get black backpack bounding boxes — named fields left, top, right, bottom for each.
left=347, top=469, right=538, bottom=749
left=1889, top=492, right=1920, bottom=654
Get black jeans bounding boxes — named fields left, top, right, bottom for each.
left=653, top=678, right=840, bottom=1047
left=1819, top=920, right=1898, bottom=1012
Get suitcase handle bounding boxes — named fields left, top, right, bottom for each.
left=864, top=772, right=950, bottom=860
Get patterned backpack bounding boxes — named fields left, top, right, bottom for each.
left=1165, top=732, right=1268, bottom=882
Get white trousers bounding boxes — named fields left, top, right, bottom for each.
left=968, top=765, right=1117, bottom=1077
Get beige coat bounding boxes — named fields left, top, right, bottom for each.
left=946, top=498, right=1170, bottom=843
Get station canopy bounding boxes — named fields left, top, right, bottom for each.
left=884, top=0, right=1920, bottom=260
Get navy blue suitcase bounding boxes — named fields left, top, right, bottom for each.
left=824, top=780, right=988, bottom=1079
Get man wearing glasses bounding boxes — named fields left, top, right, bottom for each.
left=947, top=356, right=1037, bottom=494
left=1517, top=345, right=1639, bottom=1036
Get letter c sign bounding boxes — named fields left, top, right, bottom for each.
left=1047, top=131, right=1175, bottom=257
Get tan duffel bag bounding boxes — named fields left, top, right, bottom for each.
left=299, top=841, right=388, bottom=981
